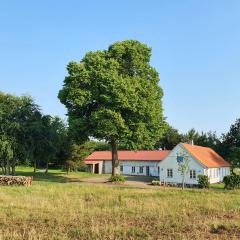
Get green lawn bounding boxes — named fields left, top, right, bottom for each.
left=0, top=168, right=239, bottom=239
left=15, top=167, right=98, bottom=183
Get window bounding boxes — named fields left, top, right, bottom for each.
left=139, top=166, right=144, bottom=173
left=167, top=169, right=173, bottom=178
left=120, top=165, right=123, bottom=172
left=190, top=170, right=196, bottom=179
left=158, top=167, right=160, bottom=175
left=177, top=156, right=184, bottom=163
left=132, top=166, right=135, bottom=173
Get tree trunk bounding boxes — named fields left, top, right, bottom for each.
left=11, top=165, right=15, bottom=176
left=34, top=159, right=37, bottom=173
left=45, top=161, right=49, bottom=174
left=3, top=161, right=7, bottom=175
left=6, top=158, right=10, bottom=175
left=67, top=165, right=70, bottom=175
left=182, top=174, right=185, bottom=189
left=1, top=158, right=6, bottom=175
left=111, top=140, right=119, bottom=176
left=11, top=158, right=17, bottom=176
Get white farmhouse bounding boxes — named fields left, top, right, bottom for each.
left=85, top=143, right=231, bottom=185
left=85, top=150, right=170, bottom=176
left=159, top=143, right=231, bottom=185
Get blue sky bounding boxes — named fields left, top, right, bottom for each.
left=1, top=1, right=240, bottom=135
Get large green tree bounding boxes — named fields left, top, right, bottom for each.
left=59, top=40, right=165, bottom=176
left=0, top=91, right=70, bottom=175
left=0, top=92, right=41, bottom=175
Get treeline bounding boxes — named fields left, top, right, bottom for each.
left=0, top=92, right=112, bottom=175
left=0, top=92, right=69, bottom=175
left=1, top=91, right=240, bottom=175
left=158, top=123, right=240, bottom=168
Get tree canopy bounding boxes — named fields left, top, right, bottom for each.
left=59, top=40, right=166, bottom=175
left=0, top=92, right=69, bottom=175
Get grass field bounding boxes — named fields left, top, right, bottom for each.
left=0, top=168, right=239, bottom=240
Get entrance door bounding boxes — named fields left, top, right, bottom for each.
left=146, top=166, right=150, bottom=176
left=94, top=164, right=99, bottom=174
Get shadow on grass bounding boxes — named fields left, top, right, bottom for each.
left=15, top=170, right=73, bottom=184
left=124, top=175, right=155, bottom=183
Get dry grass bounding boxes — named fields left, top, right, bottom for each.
left=0, top=168, right=239, bottom=240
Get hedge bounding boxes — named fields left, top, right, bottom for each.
left=223, top=174, right=240, bottom=190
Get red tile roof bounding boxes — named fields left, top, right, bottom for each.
left=85, top=150, right=170, bottom=161
left=182, top=143, right=230, bottom=168
left=85, top=160, right=103, bottom=165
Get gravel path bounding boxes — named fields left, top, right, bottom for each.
left=79, top=175, right=161, bottom=189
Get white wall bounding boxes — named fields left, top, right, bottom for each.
left=103, top=160, right=160, bottom=177
left=159, top=144, right=231, bottom=184
left=159, top=144, right=204, bottom=185
left=101, top=145, right=231, bottom=184
left=205, top=167, right=230, bottom=184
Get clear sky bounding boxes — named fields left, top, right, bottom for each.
left=1, top=1, right=240, bottom=135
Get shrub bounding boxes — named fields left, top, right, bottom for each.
left=109, top=175, right=125, bottom=183
left=223, top=174, right=240, bottom=190
left=152, top=180, right=161, bottom=186
left=198, top=175, right=210, bottom=188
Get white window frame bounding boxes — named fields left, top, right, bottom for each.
left=167, top=169, right=173, bottom=178
left=132, top=166, right=135, bottom=173
left=190, top=170, right=196, bottom=179
left=120, top=165, right=123, bottom=172
left=139, top=166, right=144, bottom=174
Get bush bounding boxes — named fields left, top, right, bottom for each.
left=223, top=174, right=240, bottom=190
left=109, top=175, right=125, bottom=183
left=152, top=180, right=161, bottom=186
left=198, top=175, right=210, bottom=188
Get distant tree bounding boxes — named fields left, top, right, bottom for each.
left=221, top=119, right=240, bottom=168
left=39, top=116, right=69, bottom=174
left=0, top=93, right=41, bottom=175
left=156, top=124, right=182, bottom=150
left=59, top=40, right=165, bottom=176
left=182, top=128, right=200, bottom=144
left=183, top=128, right=221, bottom=152
left=0, top=92, right=70, bottom=174
left=66, top=141, right=97, bottom=174
left=0, top=135, right=13, bottom=175
left=93, top=141, right=110, bottom=151
left=50, top=116, right=70, bottom=167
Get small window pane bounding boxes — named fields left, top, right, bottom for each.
left=167, top=169, right=173, bottom=178
left=190, top=170, right=196, bottom=179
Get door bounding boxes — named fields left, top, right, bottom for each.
left=146, top=166, right=150, bottom=176
left=94, top=164, right=99, bottom=174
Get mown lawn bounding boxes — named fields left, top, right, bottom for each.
left=0, top=168, right=239, bottom=240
